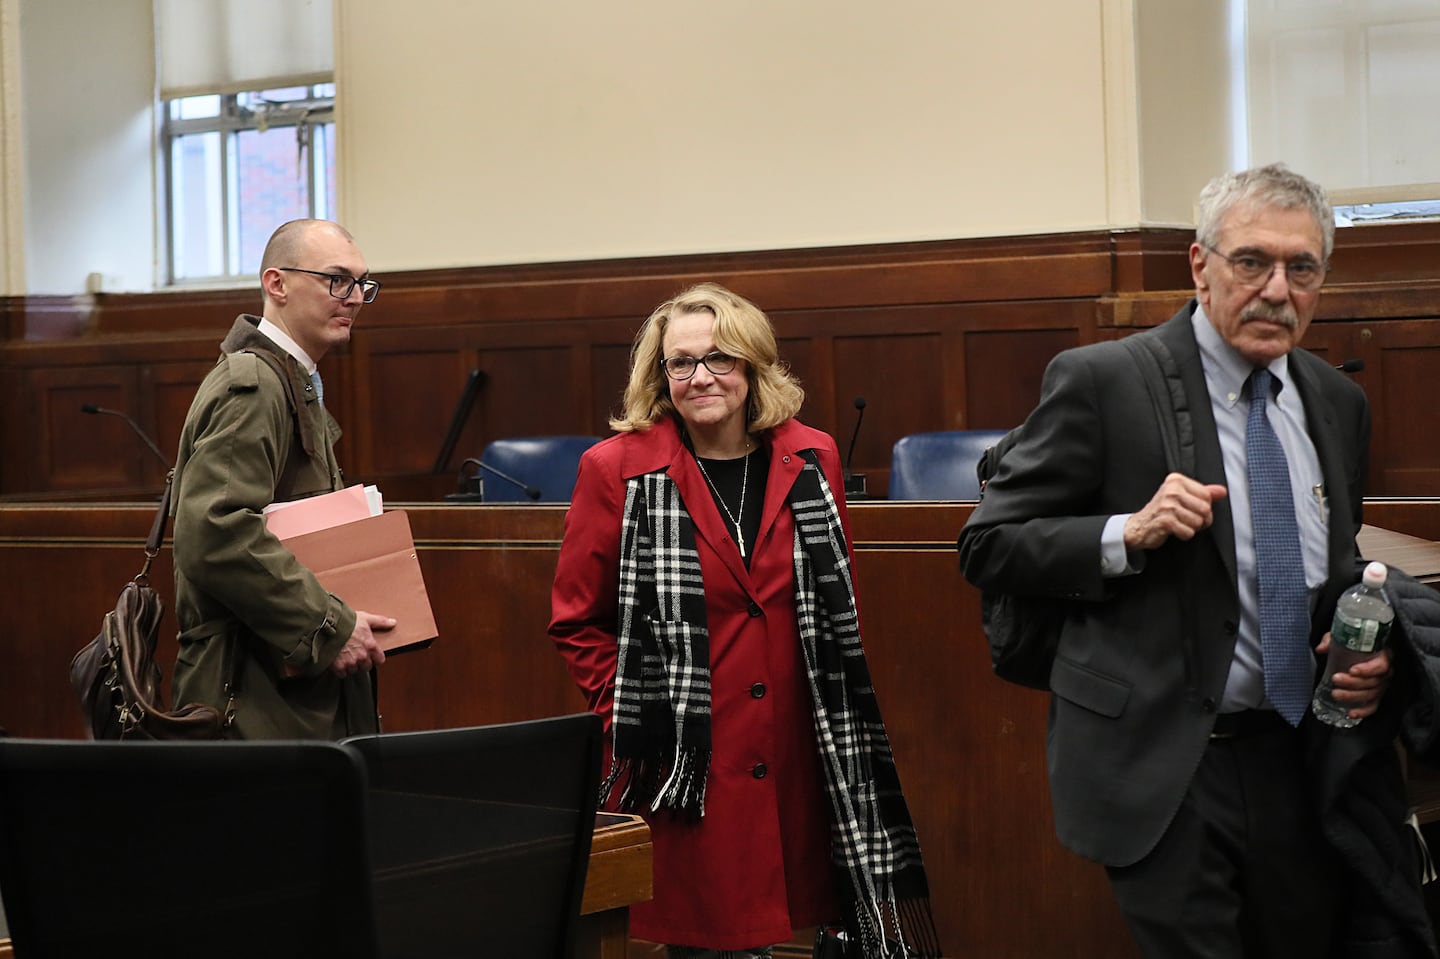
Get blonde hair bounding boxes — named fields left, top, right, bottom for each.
left=610, top=282, right=804, bottom=433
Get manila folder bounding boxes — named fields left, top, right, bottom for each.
left=282, top=509, right=438, bottom=654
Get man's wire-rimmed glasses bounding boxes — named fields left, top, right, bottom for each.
left=1201, top=244, right=1328, bottom=292
left=279, top=267, right=382, bottom=303
left=660, top=351, right=738, bottom=380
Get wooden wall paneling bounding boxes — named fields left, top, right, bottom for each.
left=149, top=358, right=220, bottom=474
left=851, top=534, right=1135, bottom=958
left=15, top=227, right=1440, bottom=502
left=1110, top=228, right=1194, bottom=293
left=36, top=364, right=141, bottom=491
left=589, top=343, right=634, bottom=432
left=379, top=507, right=586, bottom=733
left=86, top=288, right=251, bottom=336
left=1324, top=222, right=1440, bottom=287
left=774, top=334, right=831, bottom=436
left=14, top=501, right=1440, bottom=955
left=473, top=345, right=585, bottom=444
left=961, top=327, right=1079, bottom=431
left=0, top=506, right=169, bottom=740
left=0, top=358, right=20, bottom=493
left=566, top=342, right=596, bottom=431
left=364, top=339, right=476, bottom=477
left=832, top=331, right=944, bottom=497
left=1372, top=319, right=1440, bottom=495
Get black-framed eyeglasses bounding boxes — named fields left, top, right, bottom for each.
left=1201, top=244, right=1327, bottom=292
left=279, top=267, right=382, bottom=303
left=660, top=350, right=738, bottom=380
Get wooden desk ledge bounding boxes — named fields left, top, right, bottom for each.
left=581, top=813, right=653, bottom=915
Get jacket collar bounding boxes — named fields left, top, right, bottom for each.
left=617, top=416, right=820, bottom=583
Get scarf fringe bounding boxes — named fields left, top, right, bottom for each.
left=846, top=892, right=942, bottom=959
left=599, top=748, right=710, bottom=821
left=650, top=743, right=710, bottom=820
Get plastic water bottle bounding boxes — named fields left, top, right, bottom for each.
left=1311, top=561, right=1394, bottom=728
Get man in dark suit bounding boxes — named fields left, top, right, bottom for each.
left=959, top=165, right=1404, bottom=956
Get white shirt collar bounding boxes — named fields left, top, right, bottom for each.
left=1191, top=301, right=1293, bottom=410
left=257, top=317, right=317, bottom=374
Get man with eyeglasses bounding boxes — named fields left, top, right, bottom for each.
left=961, top=165, right=1434, bottom=955
left=170, top=219, right=394, bottom=740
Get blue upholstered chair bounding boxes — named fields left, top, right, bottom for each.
left=477, top=435, right=601, bottom=502
left=888, top=429, right=1011, bottom=500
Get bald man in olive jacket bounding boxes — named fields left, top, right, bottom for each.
left=171, top=219, right=392, bottom=739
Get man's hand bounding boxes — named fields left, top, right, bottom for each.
left=329, top=611, right=395, bottom=677
left=1124, top=473, right=1229, bottom=551
left=1315, top=633, right=1392, bottom=720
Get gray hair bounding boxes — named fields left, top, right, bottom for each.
left=1195, top=163, right=1335, bottom=259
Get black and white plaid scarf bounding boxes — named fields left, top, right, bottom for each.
left=603, top=449, right=939, bottom=958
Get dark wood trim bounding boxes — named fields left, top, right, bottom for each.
left=6, top=222, right=1440, bottom=501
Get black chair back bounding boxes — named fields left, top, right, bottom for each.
left=0, top=739, right=377, bottom=959
left=341, top=713, right=602, bottom=959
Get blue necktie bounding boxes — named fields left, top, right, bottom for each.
left=1245, top=368, right=1312, bottom=725
left=310, top=370, right=324, bottom=406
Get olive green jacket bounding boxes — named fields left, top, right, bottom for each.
left=171, top=315, right=377, bottom=739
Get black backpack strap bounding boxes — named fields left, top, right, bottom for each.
left=1121, top=333, right=1194, bottom=476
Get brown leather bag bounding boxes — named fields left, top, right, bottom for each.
left=69, top=472, right=231, bottom=740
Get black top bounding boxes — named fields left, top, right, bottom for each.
left=695, top=446, right=769, bottom=569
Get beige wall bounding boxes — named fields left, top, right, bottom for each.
left=337, top=0, right=1138, bottom=271
left=4, top=0, right=1238, bottom=294
left=0, top=0, right=23, bottom=296
left=1135, top=0, right=1233, bottom=227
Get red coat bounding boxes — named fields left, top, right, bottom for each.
left=550, top=416, right=847, bottom=949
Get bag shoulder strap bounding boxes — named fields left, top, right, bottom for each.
left=1121, top=333, right=1195, bottom=476
left=241, top=347, right=319, bottom=458
left=136, top=470, right=174, bottom=585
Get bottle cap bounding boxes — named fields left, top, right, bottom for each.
left=1362, top=560, right=1387, bottom=587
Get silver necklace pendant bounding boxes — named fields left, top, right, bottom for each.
left=696, top=449, right=750, bottom=558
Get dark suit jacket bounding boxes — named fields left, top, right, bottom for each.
left=959, top=300, right=1371, bottom=867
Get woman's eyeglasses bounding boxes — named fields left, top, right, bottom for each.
left=660, top=351, right=739, bottom=380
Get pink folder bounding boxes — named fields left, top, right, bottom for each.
left=262, top=484, right=373, bottom=540
left=280, top=510, right=438, bottom=654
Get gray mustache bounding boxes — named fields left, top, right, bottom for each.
left=1241, top=305, right=1298, bottom=330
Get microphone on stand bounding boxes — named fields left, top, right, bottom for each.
left=432, top=369, right=488, bottom=474
left=81, top=403, right=171, bottom=469
left=446, top=457, right=542, bottom=503
left=842, top=396, right=868, bottom=500
left=1334, top=358, right=1365, bottom=374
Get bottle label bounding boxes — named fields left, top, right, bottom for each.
left=1333, top=615, right=1389, bottom=653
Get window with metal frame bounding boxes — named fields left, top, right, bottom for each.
left=163, top=82, right=337, bottom=284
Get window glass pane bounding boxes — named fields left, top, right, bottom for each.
left=170, top=131, right=225, bottom=279
left=313, top=122, right=337, bottom=220
left=246, top=85, right=310, bottom=107
left=171, top=94, right=221, bottom=121
left=234, top=126, right=309, bottom=275
left=163, top=84, right=337, bottom=284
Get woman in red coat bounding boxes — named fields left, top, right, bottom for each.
left=549, top=283, right=937, bottom=958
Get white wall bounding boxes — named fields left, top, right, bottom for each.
left=337, top=0, right=1123, bottom=271
left=19, top=0, right=155, bottom=294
